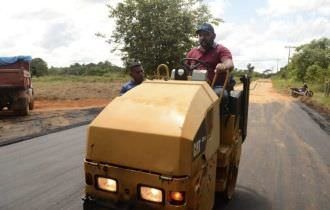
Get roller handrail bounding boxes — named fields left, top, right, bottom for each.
left=211, top=69, right=230, bottom=101
left=156, top=64, right=170, bottom=80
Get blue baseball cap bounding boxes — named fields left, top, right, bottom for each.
left=196, top=23, right=215, bottom=34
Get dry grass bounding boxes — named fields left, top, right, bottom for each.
left=32, top=76, right=125, bottom=101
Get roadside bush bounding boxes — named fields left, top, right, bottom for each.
left=304, top=64, right=330, bottom=83
left=31, top=58, right=48, bottom=77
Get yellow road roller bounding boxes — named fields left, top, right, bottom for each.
left=83, top=63, right=250, bottom=210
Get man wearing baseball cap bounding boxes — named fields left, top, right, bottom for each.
left=186, top=23, right=234, bottom=88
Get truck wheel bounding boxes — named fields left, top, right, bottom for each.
left=18, top=103, right=30, bottom=116
left=223, top=139, right=242, bottom=201
left=29, top=98, right=34, bottom=110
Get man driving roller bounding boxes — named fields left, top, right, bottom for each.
left=186, top=23, right=234, bottom=92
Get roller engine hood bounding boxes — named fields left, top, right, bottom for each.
left=86, top=80, right=219, bottom=176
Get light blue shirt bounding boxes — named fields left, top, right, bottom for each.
left=120, top=80, right=138, bottom=95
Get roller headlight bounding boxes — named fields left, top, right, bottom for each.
left=139, top=186, right=163, bottom=203
left=97, top=177, right=117, bottom=192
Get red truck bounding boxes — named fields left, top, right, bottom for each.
left=0, top=56, right=34, bottom=115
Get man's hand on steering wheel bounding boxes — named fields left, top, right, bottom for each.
left=181, top=58, right=209, bottom=75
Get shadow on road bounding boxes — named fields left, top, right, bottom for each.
left=214, top=185, right=271, bottom=210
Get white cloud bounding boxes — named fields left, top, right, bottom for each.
left=207, top=0, right=330, bottom=72
left=214, top=13, right=329, bottom=72
left=257, top=0, right=330, bottom=16
left=40, top=22, right=76, bottom=50
left=203, top=0, right=228, bottom=19
left=108, top=0, right=122, bottom=7
left=0, top=0, right=119, bottom=67
left=0, top=0, right=328, bottom=71
left=215, top=23, right=286, bottom=71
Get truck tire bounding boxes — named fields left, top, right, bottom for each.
left=12, top=96, right=29, bottom=116
left=28, top=88, right=34, bottom=110
left=18, top=103, right=30, bottom=116
left=29, top=97, right=34, bottom=110
left=223, top=138, right=242, bottom=201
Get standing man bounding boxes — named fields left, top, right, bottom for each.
left=120, top=62, right=145, bottom=95
left=186, top=23, right=234, bottom=89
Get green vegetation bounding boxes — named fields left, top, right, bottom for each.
left=30, top=58, right=126, bottom=79
left=272, top=78, right=330, bottom=108
left=107, top=0, right=221, bottom=73
left=31, top=58, right=48, bottom=77
left=276, top=38, right=329, bottom=82
left=272, top=38, right=330, bottom=109
left=48, top=61, right=124, bottom=76
left=232, top=63, right=266, bottom=83
left=232, top=69, right=264, bottom=79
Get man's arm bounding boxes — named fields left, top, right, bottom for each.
left=217, top=58, right=234, bottom=72
left=215, top=45, right=234, bottom=73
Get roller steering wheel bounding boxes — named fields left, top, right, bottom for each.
left=180, top=58, right=210, bottom=75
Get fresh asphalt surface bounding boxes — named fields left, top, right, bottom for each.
left=0, top=80, right=329, bottom=210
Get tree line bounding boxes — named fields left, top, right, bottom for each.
left=277, top=38, right=329, bottom=84
left=30, top=58, right=124, bottom=77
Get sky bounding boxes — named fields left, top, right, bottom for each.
left=0, top=0, right=329, bottom=72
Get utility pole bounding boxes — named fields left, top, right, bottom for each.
left=276, top=58, right=279, bottom=72
left=284, top=46, right=297, bottom=65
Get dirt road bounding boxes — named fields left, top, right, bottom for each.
left=216, top=80, right=330, bottom=209
left=0, top=80, right=329, bottom=210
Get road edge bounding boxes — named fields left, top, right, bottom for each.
left=0, top=120, right=91, bottom=147
left=298, top=101, right=330, bottom=135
